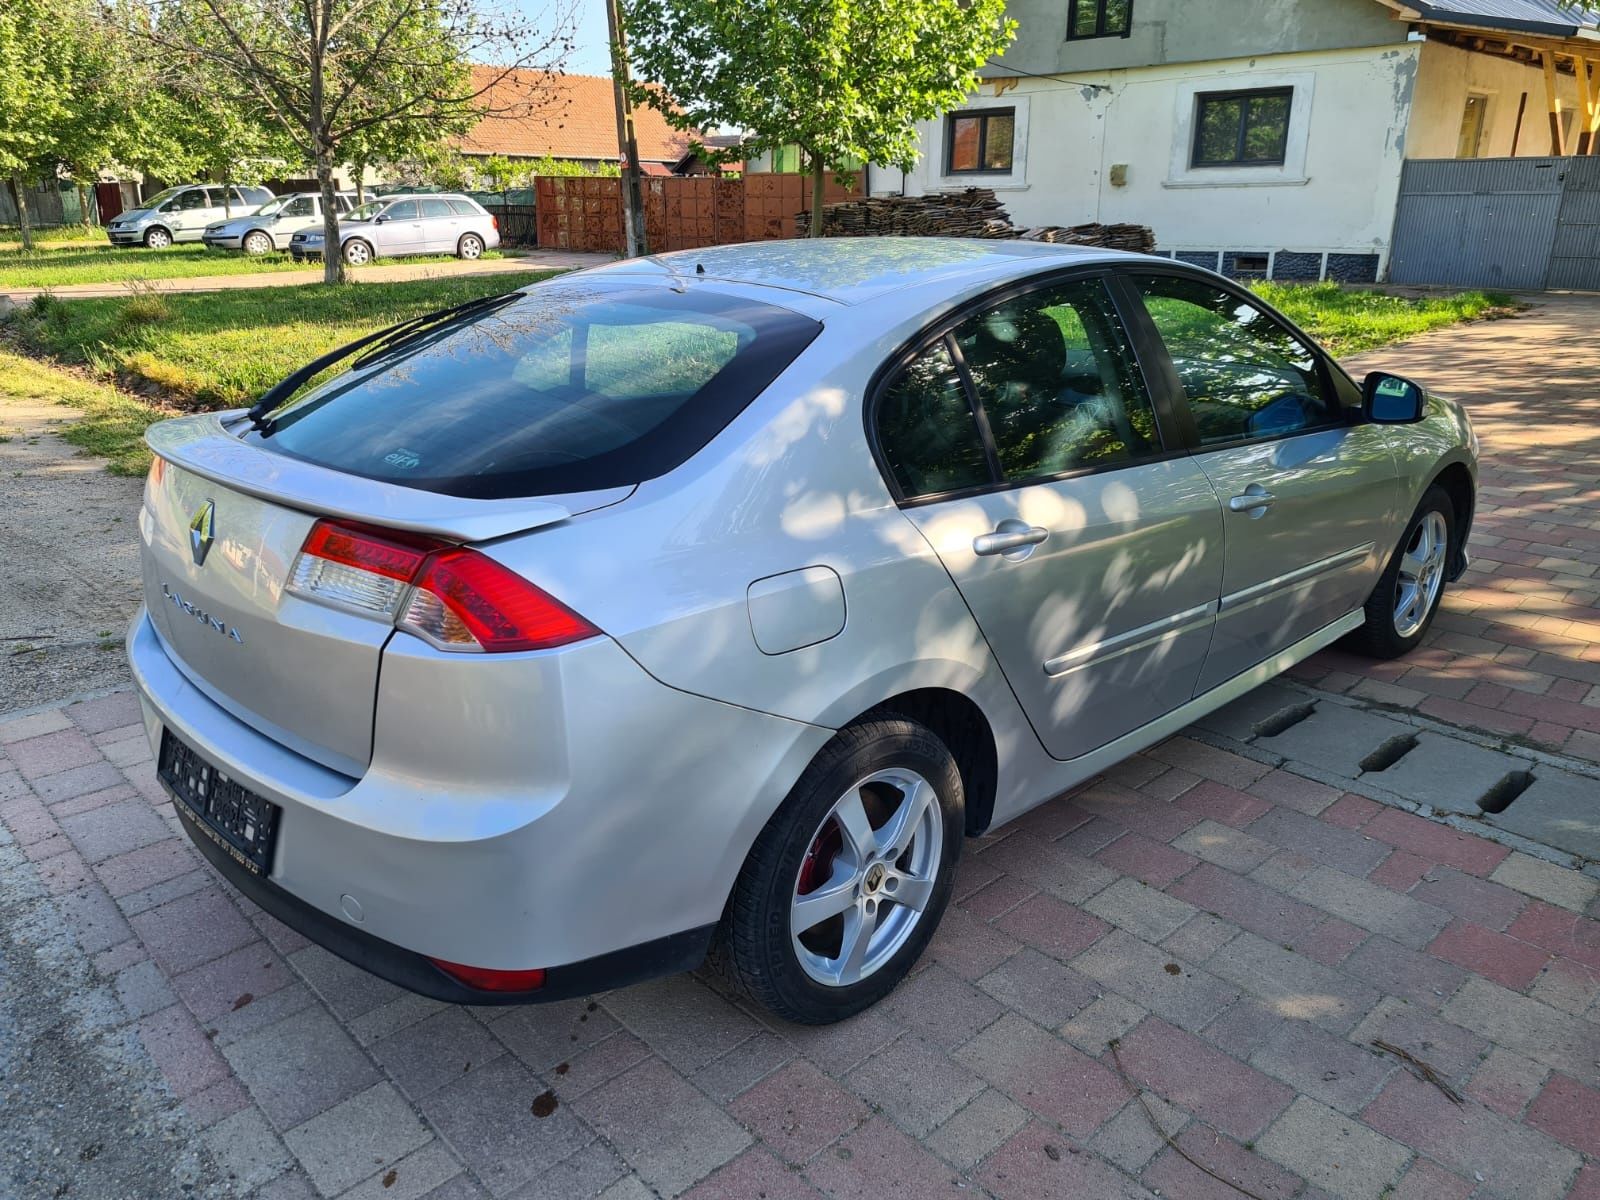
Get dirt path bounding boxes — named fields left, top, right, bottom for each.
left=0, top=393, right=142, bottom=713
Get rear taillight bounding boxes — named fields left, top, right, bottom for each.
left=491, top=214, right=499, bottom=233
left=286, top=518, right=599, bottom=653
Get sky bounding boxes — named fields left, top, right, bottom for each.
left=554, top=0, right=613, bottom=75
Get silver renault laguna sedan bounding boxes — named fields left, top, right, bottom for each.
left=129, top=239, right=1476, bottom=1023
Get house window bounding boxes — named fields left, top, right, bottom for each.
left=1067, top=0, right=1131, bottom=39
left=945, top=109, right=1015, bottom=174
left=1457, top=94, right=1489, bottom=158
left=1192, top=87, right=1293, bottom=167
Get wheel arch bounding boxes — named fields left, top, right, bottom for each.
left=243, top=227, right=274, bottom=249
left=1428, top=459, right=1476, bottom=580
left=343, top=235, right=374, bottom=259
left=859, top=687, right=999, bottom=837
left=143, top=224, right=173, bottom=245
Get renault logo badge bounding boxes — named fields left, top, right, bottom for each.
left=189, top=500, right=216, bottom=567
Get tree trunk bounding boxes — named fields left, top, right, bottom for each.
left=222, top=168, right=232, bottom=217
left=353, top=160, right=366, bottom=205
left=76, top=182, right=91, bottom=226
left=316, top=151, right=344, bottom=285
left=809, top=150, right=825, bottom=238
left=8, top=178, right=34, bottom=251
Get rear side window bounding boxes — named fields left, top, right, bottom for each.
left=447, top=198, right=479, bottom=216
left=875, top=341, right=993, bottom=499
left=420, top=198, right=454, bottom=219
left=952, top=278, right=1159, bottom=482
left=249, top=285, right=820, bottom=499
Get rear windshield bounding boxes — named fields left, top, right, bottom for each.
left=246, top=283, right=820, bottom=499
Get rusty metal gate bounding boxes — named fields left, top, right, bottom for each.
left=1388, top=156, right=1600, bottom=291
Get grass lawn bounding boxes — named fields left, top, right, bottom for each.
left=0, top=223, right=111, bottom=252
left=9, top=269, right=560, bottom=410
left=0, top=242, right=503, bottom=289
left=0, top=349, right=169, bottom=476
left=1251, top=281, right=1516, bottom=356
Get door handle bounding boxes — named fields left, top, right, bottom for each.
left=1227, top=487, right=1276, bottom=514
left=973, top=525, right=1049, bottom=557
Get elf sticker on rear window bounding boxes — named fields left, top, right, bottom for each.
left=384, top=448, right=421, bottom=470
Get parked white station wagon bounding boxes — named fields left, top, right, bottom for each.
left=129, top=239, right=1476, bottom=1023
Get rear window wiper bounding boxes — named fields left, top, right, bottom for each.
left=246, top=290, right=525, bottom=432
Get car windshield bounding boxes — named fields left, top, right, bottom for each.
left=140, top=186, right=186, bottom=209
left=347, top=201, right=385, bottom=220
left=245, top=282, right=821, bottom=499
left=251, top=196, right=293, bottom=218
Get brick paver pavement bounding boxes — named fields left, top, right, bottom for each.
left=5, top=687, right=1599, bottom=1199
left=1299, top=296, right=1600, bottom=766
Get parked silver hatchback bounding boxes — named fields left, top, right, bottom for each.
left=288, top=193, right=500, bottom=265
left=128, top=240, right=1476, bottom=1023
left=203, top=191, right=357, bottom=254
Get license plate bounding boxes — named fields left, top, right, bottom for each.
left=159, top=731, right=281, bottom=875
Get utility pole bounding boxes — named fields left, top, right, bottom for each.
left=605, top=0, right=647, bottom=258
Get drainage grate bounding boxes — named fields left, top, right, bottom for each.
left=1477, top=770, right=1535, bottom=814
left=1358, top=734, right=1420, bottom=774
left=1253, top=702, right=1317, bottom=739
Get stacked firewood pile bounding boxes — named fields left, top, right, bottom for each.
left=1015, top=222, right=1156, bottom=253
left=797, top=188, right=1012, bottom=238
left=795, top=188, right=1155, bottom=253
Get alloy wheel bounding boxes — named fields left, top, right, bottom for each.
left=244, top=232, right=272, bottom=255
left=344, top=240, right=371, bottom=266
left=145, top=229, right=171, bottom=249
left=790, top=768, right=942, bottom=987
left=459, top=235, right=483, bottom=260
left=1394, top=510, right=1447, bottom=638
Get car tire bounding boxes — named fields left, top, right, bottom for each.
left=143, top=227, right=172, bottom=249
left=243, top=231, right=273, bottom=255
left=1348, top=484, right=1456, bottom=659
left=457, top=234, right=484, bottom=260
left=342, top=239, right=372, bottom=266
left=714, top=715, right=962, bottom=1024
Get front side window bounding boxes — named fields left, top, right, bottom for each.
left=953, top=278, right=1159, bottom=481
left=946, top=109, right=1015, bottom=174
left=1193, top=88, right=1292, bottom=167
left=175, top=189, right=211, bottom=211
left=282, top=196, right=314, bottom=217
left=383, top=200, right=420, bottom=221
left=249, top=285, right=820, bottom=499
left=876, top=342, right=992, bottom=499
left=1068, top=0, right=1131, bottom=39
left=1135, top=274, right=1331, bottom=444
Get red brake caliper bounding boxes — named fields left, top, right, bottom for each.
left=797, top=818, right=844, bottom=896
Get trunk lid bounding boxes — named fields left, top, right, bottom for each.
left=141, top=413, right=629, bottom=773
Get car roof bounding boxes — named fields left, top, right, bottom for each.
left=586, top=237, right=1142, bottom=307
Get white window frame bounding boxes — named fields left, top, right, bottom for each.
left=928, top=94, right=1030, bottom=191
left=1166, top=71, right=1315, bottom=189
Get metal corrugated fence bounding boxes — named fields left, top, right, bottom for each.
left=1389, top=156, right=1600, bottom=291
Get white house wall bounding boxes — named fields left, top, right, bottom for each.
left=1407, top=38, right=1589, bottom=159
left=890, top=44, right=1422, bottom=282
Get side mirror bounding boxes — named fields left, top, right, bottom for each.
left=1363, top=372, right=1426, bottom=424
left=374, top=214, right=388, bottom=223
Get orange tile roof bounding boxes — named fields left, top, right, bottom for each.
left=459, top=67, right=699, bottom=164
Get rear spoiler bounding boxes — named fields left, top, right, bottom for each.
left=145, top=412, right=633, bottom=544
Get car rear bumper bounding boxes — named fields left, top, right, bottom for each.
left=126, top=604, right=829, bottom=1001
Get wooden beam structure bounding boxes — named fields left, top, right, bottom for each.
left=1544, top=49, right=1567, bottom=155
left=1584, top=57, right=1600, bottom=154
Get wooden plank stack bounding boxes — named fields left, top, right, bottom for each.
left=794, top=188, right=1155, bottom=253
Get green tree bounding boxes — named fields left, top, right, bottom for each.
left=134, top=0, right=575, bottom=283
left=622, top=0, right=1015, bottom=235
left=476, top=152, right=518, bottom=196
left=0, top=0, right=116, bottom=248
